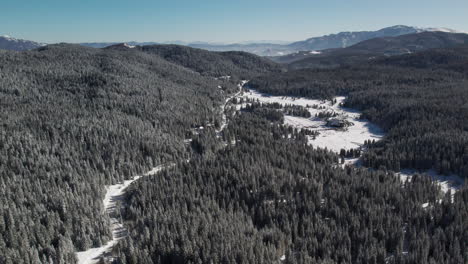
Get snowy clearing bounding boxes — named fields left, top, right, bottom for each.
left=396, top=169, right=464, bottom=198
left=76, top=165, right=168, bottom=264
left=238, top=88, right=464, bottom=196
left=241, top=90, right=384, bottom=152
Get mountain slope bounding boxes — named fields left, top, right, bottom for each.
left=186, top=25, right=426, bottom=56
left=287, top=25, right=420, bottom=51
left=114, top=45, right=468, bottom=264
left=249, top=44, right=468, bottom=178
left=373, top=45, right=468, bottom=72
left=287, top=31, right=468, bottom=69
left=0, top=35, right=44, bottom=51
left=81, top=41, right=160, bottom=49
left=0, top=43, right=280, bottom=263
left=135, top=44, right=284, bottom=78
left=78, top=25, right=466, bottom=56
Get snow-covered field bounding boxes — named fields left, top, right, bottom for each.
left=76, top=83, right=464, bottom=263
left=76, top=165, right=167, bottom=264
left=241, top=90, right=384, bottom=152
left=239, top=88, right=464, bottom=196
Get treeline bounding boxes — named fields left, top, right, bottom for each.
left=233, top=97, right=312, bottom=118
left=137, top=44, right=284, bottom=81
left=249, top=46, right=468, bottom=178
left=0, top=44, right=276, bottom=263
left=115, top=106, right=468, bottom=264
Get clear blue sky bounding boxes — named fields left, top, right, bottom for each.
left=2, top=0, right=467, bottom=43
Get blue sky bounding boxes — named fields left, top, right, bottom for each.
left=2, top=0, right=467, bottom=43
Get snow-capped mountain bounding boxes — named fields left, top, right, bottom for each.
left=285, top=31, right=468, bottom=69
left=185, top=26, right=467, bottom=56
left=422, top=27, right=468, bottom=34
left=4, top=25, right=465, bottom=55
left=0, top=35, right=45, bottom=51
left=287, top=25, right=421, bottom=51
left=77, top=25, right=467, bottom=56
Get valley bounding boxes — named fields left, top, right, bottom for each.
left=239, top=89, right=384, bottom=152
left=237, top=88, right=464, bottom=196
left=1, top=24, right=467, bottom=264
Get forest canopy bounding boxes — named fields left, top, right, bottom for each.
left=0, top=44, right=278, bottom=263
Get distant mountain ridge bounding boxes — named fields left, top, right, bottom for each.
left=1, top=25, right=466, bottom=54
left=0, top=35, right=45, bottom=51
left=287, top=25, right=420, bottom=51
left=287, top=26, right=467, bottom=51
left=285, top=31, right=468, bottom=70
left=185, top=25, right=467, bottom=56
left=73, top=26, right=468, bottom=56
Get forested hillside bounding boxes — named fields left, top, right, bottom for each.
left=284, top=32, right=468, bottom=70
left=249, top=46, right=468, bottom=179
left=2, top=39, right=467, bottom=264
left=0, top=44, right=277, bottom=263
left=136, top=44, right=283, bottom=80
left=115, top=106, right=468, bottom=264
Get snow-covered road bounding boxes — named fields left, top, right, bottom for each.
left=76, top=165, right=168, bottom=264
left=216, top=81, right=246, bottom=136
left=76, top=81, right=245, bottom=263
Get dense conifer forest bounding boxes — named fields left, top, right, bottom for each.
left=0, top=44, right=279, bottom=263
left=1, top=42, right=467, bottom=264
left=115, top=106, right=467, bottom=264
left=249, top=46, right=468, bottom=179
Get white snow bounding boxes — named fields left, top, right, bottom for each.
left=76, top=164, right=168, bottom=264
left=123, top=43, right=135, bottom=48
left=396, top=169, right=464, bottom=198
left=238, top=89, right=465, bottom=198
left=309, top=50, right=321, bottom=54
left=241, top=90, right=384, bottom=152
left=423, top=27, right=467, bottom=34
left=215, top=81, right=245, bottom=136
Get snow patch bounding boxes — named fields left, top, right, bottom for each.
left=76, top=165, right=168, bottom=264
left=396, top=169, right=464, bottom=198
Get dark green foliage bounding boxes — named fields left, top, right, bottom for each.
left=137, top=45, right=284, bottom=80
left=286, top=32, right=468, bottom=70
left=0, top=44, right=276, bottom=263
left=116, top=109, right=468, bottom=264
left=2, top=40, right=467, bottom=264
left=249, top=46, right=468, bottom=178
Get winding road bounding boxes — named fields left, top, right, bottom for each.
left=75, top=82, right=245, bottom=264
